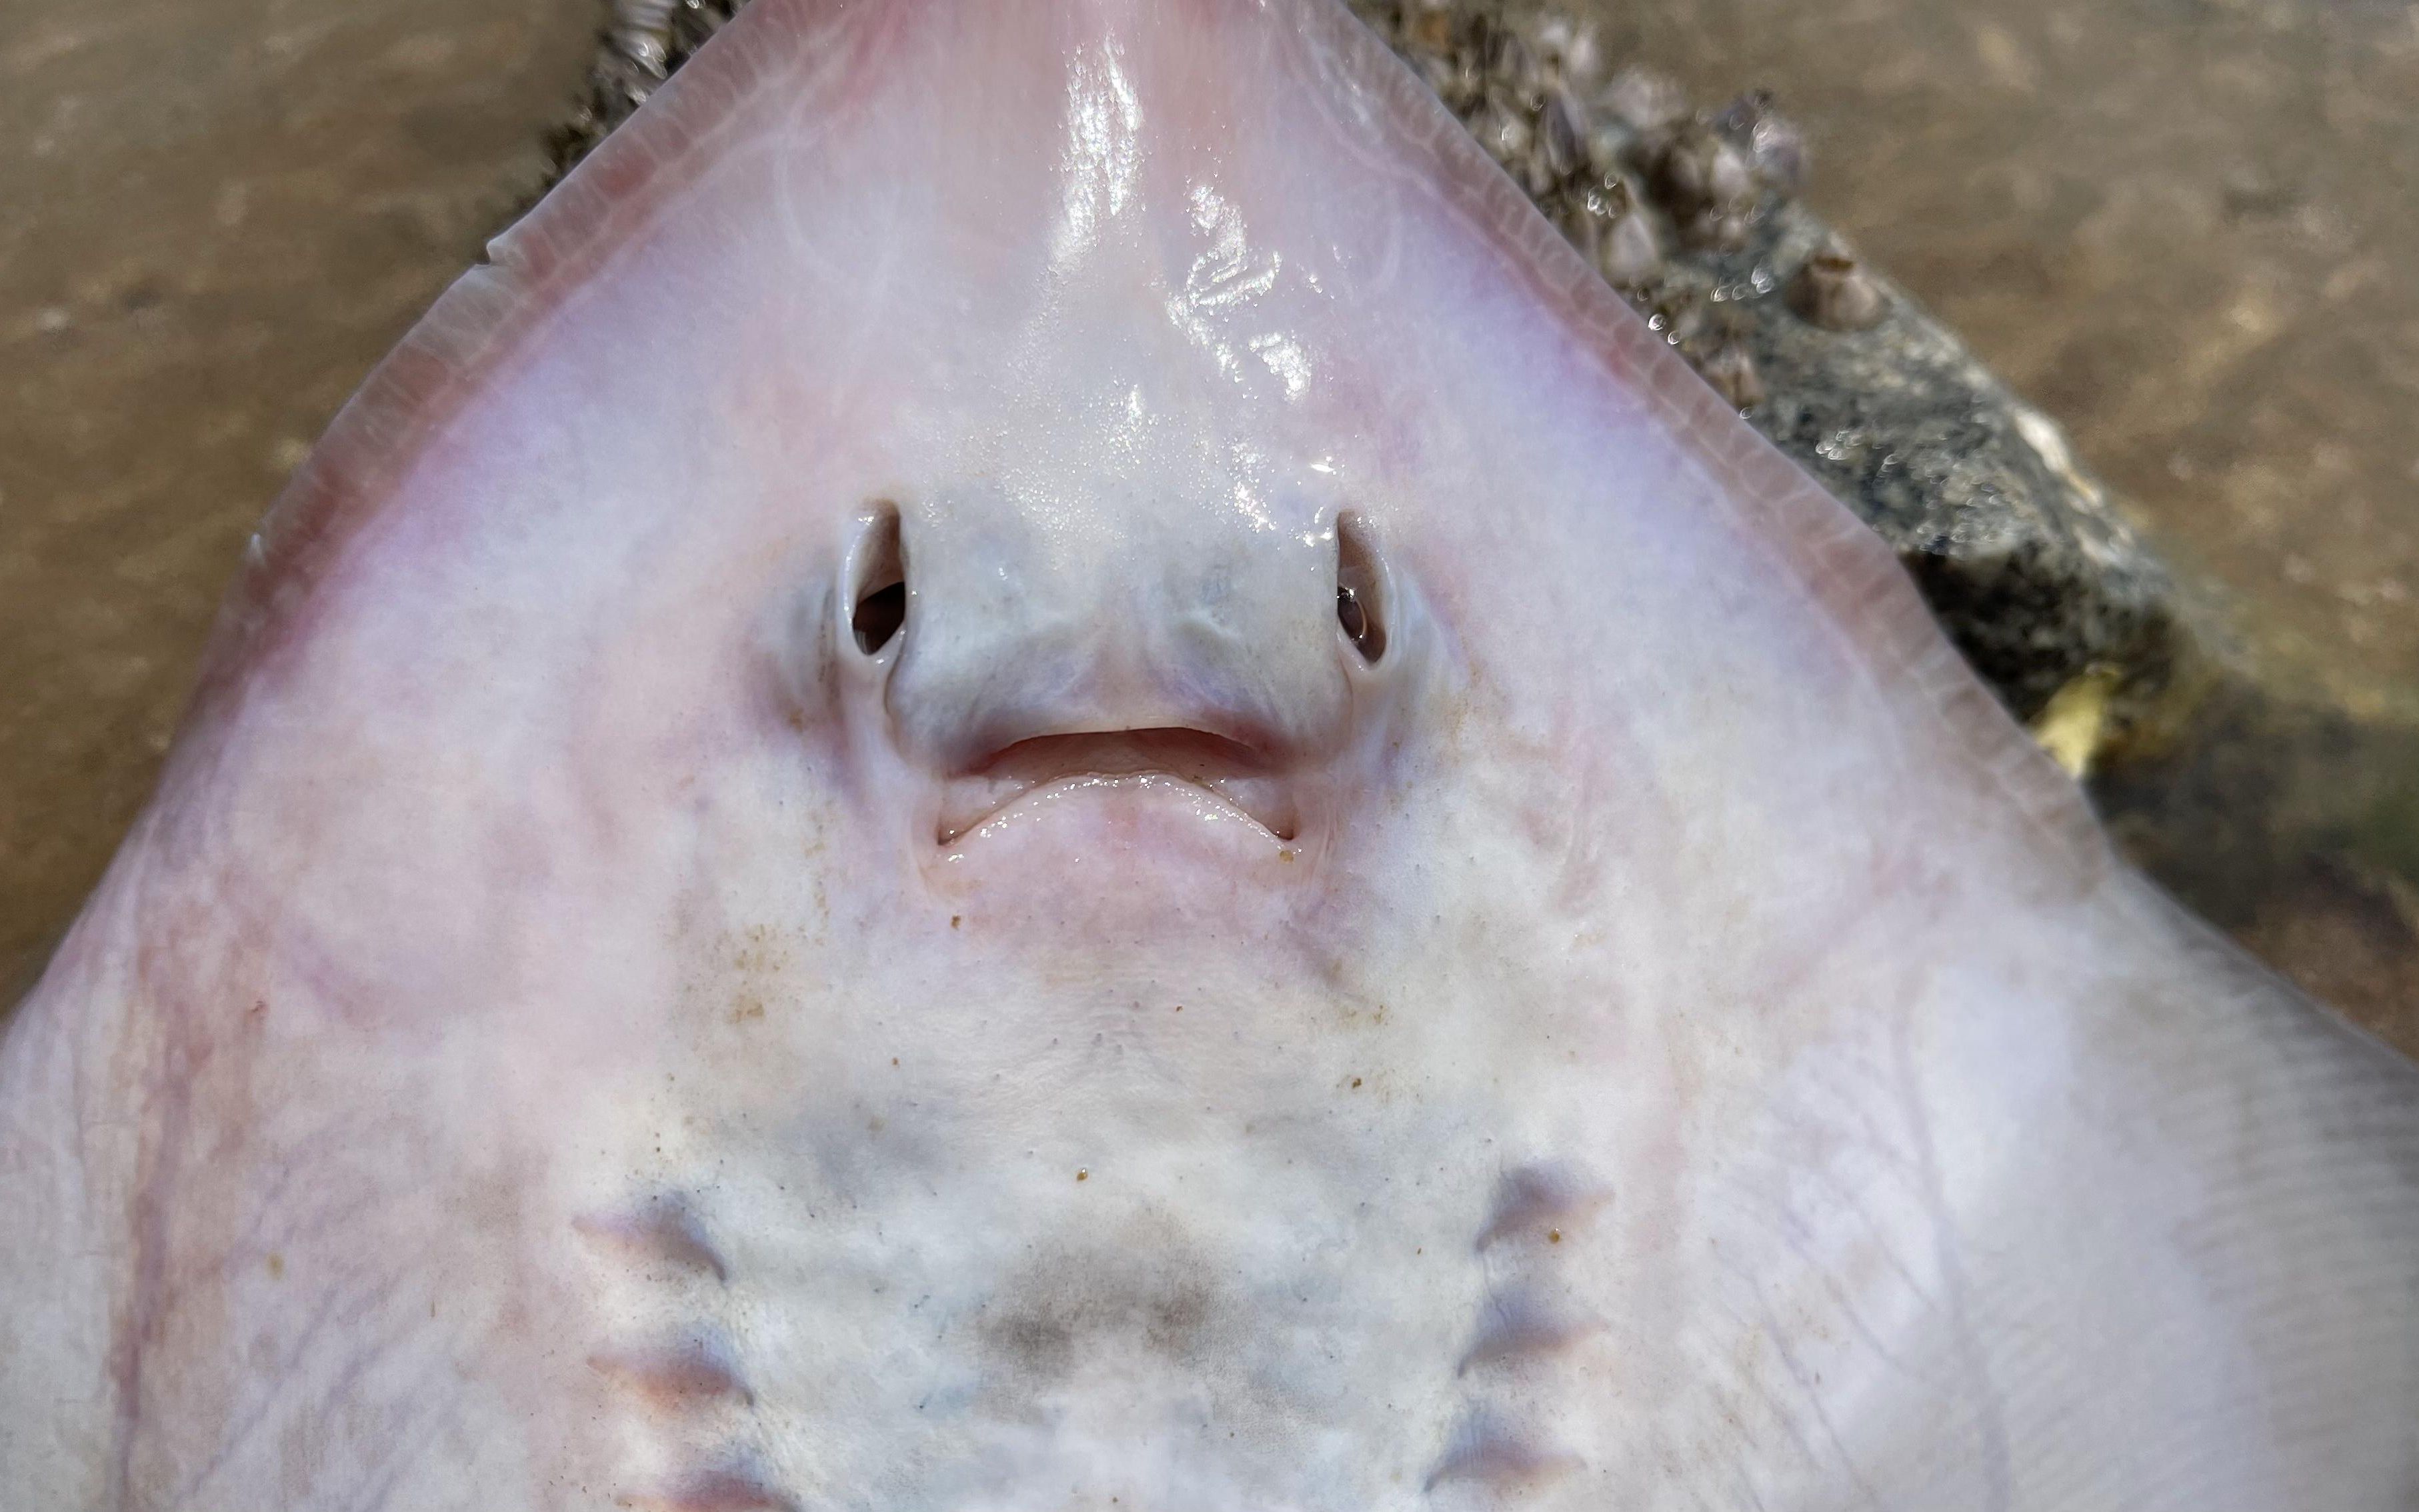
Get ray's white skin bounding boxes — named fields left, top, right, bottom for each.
left=3, top=1, right=2416, bottom=1509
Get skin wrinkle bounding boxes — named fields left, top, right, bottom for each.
left=171, top=1204, right=435, bottom=1503
left=1776, top=1064, right=1940, bottom=1283
left=261, top=1285, right=420, bottom=1508
left=1712, top=1295, right=1832, bottom=1479
left=347, top=1399, right=469, bottom=1512
left=1694, top=949, right=1955, bottom=1495
left=108, top=919, right=217, bottom=1510
left=167, top=1247, right=373, bottom=1503
left=1889, top=1006, right=2015, bottom=1512
left=1787, top=1181, right=1946, bottom=1386
left=1740, top=1270, right=1889, bottom=1511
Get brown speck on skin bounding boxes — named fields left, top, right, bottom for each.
left=1278, top=848, right=1296, bottom=863
left=1076, top=1168, right=1089, bottom=1183
left=1548, top=1228, right=1563, bottom=1243
left=1350, top=1076, right=1364, bottom=1089
left=265, top=1253, right=283, bottom=1279
left=950, top=915, right=961, bottom=928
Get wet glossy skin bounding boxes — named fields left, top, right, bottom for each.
left=3, top=1, right=2416, bottom=1508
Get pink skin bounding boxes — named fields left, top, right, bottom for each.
left=4, top=1, right=2416, bottom=1509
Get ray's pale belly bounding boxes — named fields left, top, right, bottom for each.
left=531, top=923, right=1644, bottom=1511
left=554, top=1069, right=1622, bottom=1509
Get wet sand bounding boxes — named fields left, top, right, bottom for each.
left=0, top=0, right=595, bottom=1000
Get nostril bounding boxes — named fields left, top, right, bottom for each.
left=854, top=583, right=906, bottom=657
left=1336, top=511, right=1388, bottom=664
left=851, top=503, right=906, bottom=657
left=1336, top=585, right=1370, bottom=647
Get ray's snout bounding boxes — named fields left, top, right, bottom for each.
left=833, top=489, right=1402, bottom=846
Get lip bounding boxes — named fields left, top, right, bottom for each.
left=936, top=728, right=1299, bottom=843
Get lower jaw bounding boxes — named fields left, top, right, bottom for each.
left=919, top=775, right=1316, bottom=917
left=935, top=771, right=1298, bottom=847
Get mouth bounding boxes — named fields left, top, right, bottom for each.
left=937, top=728, right=1299, bottom=845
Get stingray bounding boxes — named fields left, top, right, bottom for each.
left=4, top=1, right=2416, bottom=1507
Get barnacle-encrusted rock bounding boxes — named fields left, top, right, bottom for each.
left=545, top=0, right=742, bottom=173
left=1340, top=0, right=2192, bottom=747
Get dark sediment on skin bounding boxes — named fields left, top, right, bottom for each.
left=538, top=0, right=2419, bottom=1051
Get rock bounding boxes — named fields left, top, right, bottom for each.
left=543, top=0, right=741, bottom=175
